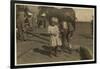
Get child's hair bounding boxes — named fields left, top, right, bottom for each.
left=49, top=16, right=59, bottom=25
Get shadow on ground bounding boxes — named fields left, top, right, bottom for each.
left=33, top=45, right=77, bottom=57
left=33, top=46, right=51, bottom=57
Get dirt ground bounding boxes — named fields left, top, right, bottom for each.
left=16, top=22, right=93, bottom=65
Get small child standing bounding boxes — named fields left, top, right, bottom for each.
left=48, top=17, right=62, bottom=57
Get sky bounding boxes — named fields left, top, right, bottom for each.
left=74, top=8, right=94, bottom=22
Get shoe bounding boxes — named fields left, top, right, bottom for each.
left=54, top=54, right=58, bottom=57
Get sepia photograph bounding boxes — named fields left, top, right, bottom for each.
left=11, top=1, right=96, bottom=68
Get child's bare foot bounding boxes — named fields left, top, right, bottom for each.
left=49, top=53, right=55, bottom=58
left=54, top=53, right=59, bottom=57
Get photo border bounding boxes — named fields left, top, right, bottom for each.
left=10, top=0, right=97, bottom=69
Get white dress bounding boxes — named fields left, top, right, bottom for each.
left=48, top=25, right=62, bottom=47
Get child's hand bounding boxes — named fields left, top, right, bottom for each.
left=53, top=34, right=56, bottom=36
left=59, top=34, right=62, bottom=38
left=60, top=29, right=64, bottom=32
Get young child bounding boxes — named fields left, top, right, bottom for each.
left=48, top=17, right=62, bottom=57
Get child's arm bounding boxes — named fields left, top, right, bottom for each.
left=48, top=26, right=52, bottom=36
left=55, top=26, right=60, bottom=33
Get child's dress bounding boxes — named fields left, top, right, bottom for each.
left=48, top=25, right=62, bottom=47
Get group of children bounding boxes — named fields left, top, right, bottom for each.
left=48, top=16, right=72, bottom=57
